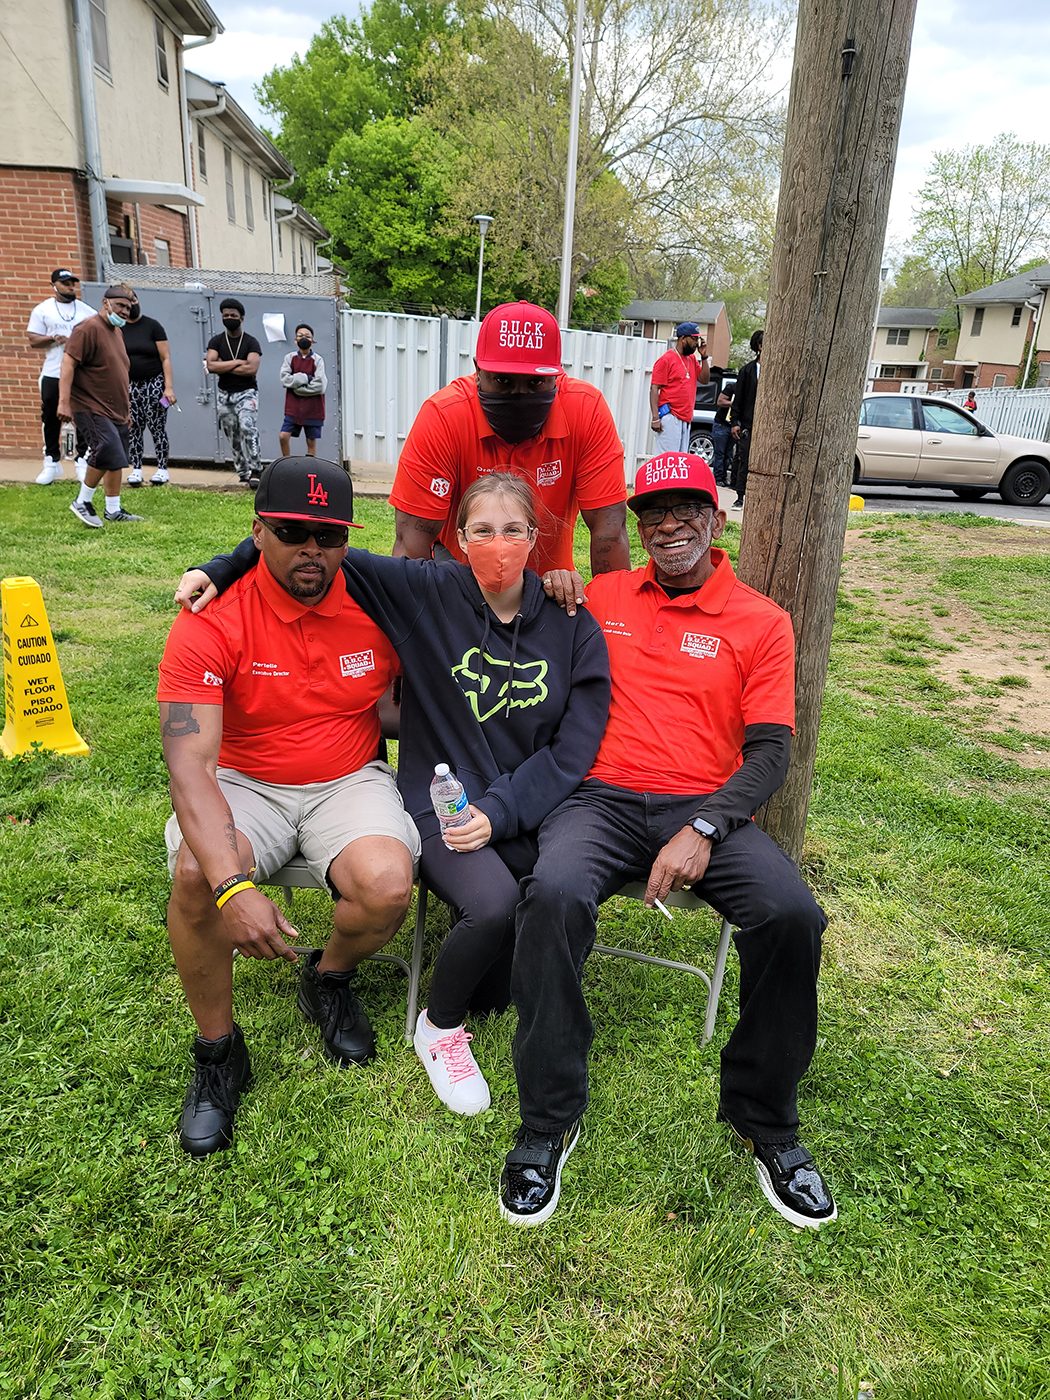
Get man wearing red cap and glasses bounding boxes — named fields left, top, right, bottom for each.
left=499, top=451, right=836, bottom=1233
left=389, top=301, right=630, bottom=578
left=157, top=457, right=420, bottom=1158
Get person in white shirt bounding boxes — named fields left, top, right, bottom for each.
left=26, top=270, right=96, bottom=484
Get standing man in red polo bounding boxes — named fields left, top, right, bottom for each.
left=389, top=302, right=630, bottom=577
left=499, top=451, right=836, bottom=1232
left=158, top=458, right=420, bottom=1158
left=649, top=321, right=711, bottom=453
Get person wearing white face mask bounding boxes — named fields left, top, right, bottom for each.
left=26, top=269, right=94, bottom=484
left=175, top=470, right=611, bottom=1118
left=59, top=284, right=143, bottom=528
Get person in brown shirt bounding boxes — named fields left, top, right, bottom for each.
left=58, top=283, right=142, bottom=529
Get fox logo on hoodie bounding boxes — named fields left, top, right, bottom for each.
left=451, top=648, right=549, bottom=723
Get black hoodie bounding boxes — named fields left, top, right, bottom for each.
left=198, top=541, right=611, bottom=843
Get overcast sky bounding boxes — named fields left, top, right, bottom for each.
left=196, top=0, right=1050, bottom=258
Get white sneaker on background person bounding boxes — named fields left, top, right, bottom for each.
left=35, top=456, right=63, bottom=484
left=75, top=457, right=89, bottom=483
left=413, top=1010, right=491, bottom=1115
left=126, top=468, right=143, bottom=487
left=149, top=468, right=169, bottom=486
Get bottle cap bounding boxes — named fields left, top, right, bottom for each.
left=434, top=763, right=450, bottom=777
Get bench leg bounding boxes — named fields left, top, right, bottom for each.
left=702, top=918, right=733, bottom=1046
left=404, top=882, right=429, bottom=1042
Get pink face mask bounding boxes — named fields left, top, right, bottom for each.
left=464, top=535, right=532, bottom=592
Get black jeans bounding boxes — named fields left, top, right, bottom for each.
left=732, top=428, right=752, bottom=499
left=420, top=825, right=538, bottom=1029
left=511, top=780, right=825, bottom=1141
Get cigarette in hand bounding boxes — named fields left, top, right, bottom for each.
left=653, top=898, right=674, bottom=921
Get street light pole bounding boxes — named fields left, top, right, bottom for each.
left=473, top=213, right=494, bottom=321
left=556, top=0, right=586, bottom=329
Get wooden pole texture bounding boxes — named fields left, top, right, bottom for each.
left=737, top=0, right=917, bottom=861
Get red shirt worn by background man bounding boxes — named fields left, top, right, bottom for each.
left=650, top=346, right=698, bottom=422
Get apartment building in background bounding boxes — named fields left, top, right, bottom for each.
left=949, top=265, right=1050, bottom=389
left=869, top=308, right=957, bottom=391
left=0, top=0, right=329, bottom=454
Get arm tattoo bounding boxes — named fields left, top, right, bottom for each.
left=162, top=703, right=201, bottom=738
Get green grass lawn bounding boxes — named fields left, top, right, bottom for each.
left=1, top=485, right=1048, bottom=1399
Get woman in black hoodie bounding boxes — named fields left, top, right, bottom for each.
left=179, top=473, right=610, bottom=1117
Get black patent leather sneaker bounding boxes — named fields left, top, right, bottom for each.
left=499, top=1120, right=581, bottom=1227
left=719, top=1108, right=836, bottom=1228
left=297, top=948, right=375, bottom=1066
left=179, top=1025, right=252, bottom=1158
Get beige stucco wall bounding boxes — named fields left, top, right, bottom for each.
left=956, top=302, right=1028, bottom=367
left=276, top=222, right=319, bottom=278
left=94, top=0, right=185, bottom=186
left=194, top=124, right=279, bottom=272
left=874, top=326, right=929, bottom=364
left=0, top=0, right=82, bottom=168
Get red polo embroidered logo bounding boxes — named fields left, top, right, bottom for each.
left=306, top=475, right=329, bottom=507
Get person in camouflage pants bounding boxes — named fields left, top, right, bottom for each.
left=206, top=299, right=263, bottom=486
left=217, top=387, right=260, bottom=483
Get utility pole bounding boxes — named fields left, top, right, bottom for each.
left=737, top=0, right=917, bottom=861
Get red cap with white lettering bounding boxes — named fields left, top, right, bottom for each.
left=474, top=301, right=562, bottom=376
left=627, top=452, right=719, bottom=512
left=254, top=456, right=363, bottom=528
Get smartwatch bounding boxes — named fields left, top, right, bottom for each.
left=691, top=816, right=719, bottom=841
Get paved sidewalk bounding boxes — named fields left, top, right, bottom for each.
left=0, top=457, right=396, bottom=497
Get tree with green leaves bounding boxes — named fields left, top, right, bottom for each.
left=911, top=133, right=1050, bottom=317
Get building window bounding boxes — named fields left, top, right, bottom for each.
left=262, top=184, right=269, bottom=222
left=992, top=373, right=1007, bottom=387
left=154, top=238, right=171, bottom=266
left=224, top=146, right=236, bottom=223
left=885, top=327, right=910, bottom=345
left=1011, top=305, right=1023, bottom=327
left=196, top=125, right=207, bottom=181
left=154, top=17, right=169, bottom=87
left=277, top=221, right=283, bottom=254
left=243, top=163, right=254, bottom=232
left=299, top=238, right=307, bottom=275
left=929, top=367, right=943, bottom=381
left=971, top=307, right=984, bottom=336
left=89, top=0, right=111, bottom=76
left=937, top=331, right=949, bottom=348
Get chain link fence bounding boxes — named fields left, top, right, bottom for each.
left=103, top=264, right=341, bottom=298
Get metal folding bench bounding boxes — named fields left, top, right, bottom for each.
left=265, top=857, right=734, bottom=1046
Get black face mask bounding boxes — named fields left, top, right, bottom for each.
left=297, top=338, right=312, bottom=352
left=476, top=386, right=558, bottom=443
left=222, top=317, right=242, bottom=332
left=55, top=289, right=77, bottom=303
left=126, top=303, right=142, bottom=322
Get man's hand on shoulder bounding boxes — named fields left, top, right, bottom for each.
left=220, top=887, right=301, bottom=962
left=175, top=570, right=218, bottom=613
left=542, top=569, right=588, bottom=616
left=644, top=825, right=714, bottom=906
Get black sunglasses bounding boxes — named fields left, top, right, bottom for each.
left=256, top=516, right=349, bottom=548
left=635, top=501, right=713, bottom=528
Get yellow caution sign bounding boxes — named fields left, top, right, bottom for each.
left=849, top=494, right=865, bottom=511
left=1, top=576, right=89, bottom=759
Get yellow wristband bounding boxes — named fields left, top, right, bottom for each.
left=215, top=879, right=256, bottom=910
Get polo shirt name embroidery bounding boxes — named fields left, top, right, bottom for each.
left=340, top=649, right=376, bottom=678
left=681, top=632, right=721, bottom=660
left=251, top=660, right=290, bottom=677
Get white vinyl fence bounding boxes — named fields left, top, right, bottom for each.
left=339, top=309, right=668, bottom=481
left=942, top=387, right=1050, bottom=442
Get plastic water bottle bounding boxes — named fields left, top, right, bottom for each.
left=430, top=763, right=471, bottom=846
left=61, top=423, right=76, bottom=459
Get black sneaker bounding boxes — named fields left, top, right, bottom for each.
left=499, top=1120, right=581, bottom=1227
left=719, top=1109, right=836, bottom=1228
left=179, top=1025, right=252, bottom=1158
left=247, top=472, right=261, bottom=492
left=297, top=948, right=375, bottom=1066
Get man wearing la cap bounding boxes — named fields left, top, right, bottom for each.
left=389, top=301, right=630, bottom=577
left=499, top=451, right=835, bottom=1232
left=158, top=457, right=420, bottom=1157
left=649, top=321, right=712, bottom=453
left=26, top=269, right=94, bottom=484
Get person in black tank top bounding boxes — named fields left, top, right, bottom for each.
left=121, top=292, right=177, bottom=486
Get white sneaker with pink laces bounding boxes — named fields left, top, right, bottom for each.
left=413, top=1010, right=491, bottom=1115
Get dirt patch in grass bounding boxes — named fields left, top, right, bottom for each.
left=840, top=521, right=1050, bottom=756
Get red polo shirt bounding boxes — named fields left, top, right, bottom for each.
left=157, top=558, right=399, bottom=785
left=388, top=373, right=626, bottom=574
left=651, top=348, right=697, bottom=422
left=586, top=550, right=795, bottom=794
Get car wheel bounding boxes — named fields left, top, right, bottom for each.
left=999, top=459, right=1050, bottom=507
left=689, top=429, right=715, bottom=460
left=952, top=487, right=989, bottom=501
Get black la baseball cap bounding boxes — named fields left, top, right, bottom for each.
left=254, top=457, right=362, bottom=529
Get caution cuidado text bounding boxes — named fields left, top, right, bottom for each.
left=1, top=576, right=89, bottom=759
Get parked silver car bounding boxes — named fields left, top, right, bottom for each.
left=855, top=394, right=1050, bottom=507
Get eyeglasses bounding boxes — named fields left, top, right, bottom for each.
left=256, top=516, right=349, bottom=548
left=461, top=524, right=536, bottom=543
left=635, top=502, right=713, bottom=528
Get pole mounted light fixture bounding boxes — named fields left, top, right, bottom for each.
left=473, top=214, right=494, bottom=321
